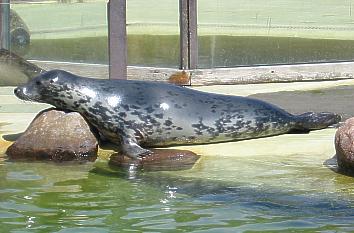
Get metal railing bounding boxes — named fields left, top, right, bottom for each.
left=0, top=0, right=10, bottom=50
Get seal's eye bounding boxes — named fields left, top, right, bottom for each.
left=50, top=77, right=58, bottom=84
left=35, top=81, right=41, bottom=86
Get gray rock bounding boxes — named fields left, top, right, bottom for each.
left=335, top=117, right=354, bottom=175
left=6, top=108, right=98, bottom=162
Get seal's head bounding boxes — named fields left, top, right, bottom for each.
left=14, top=69, right=75, bottom=106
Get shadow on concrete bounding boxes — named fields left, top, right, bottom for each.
left=250, top=84, right=354, bottom=121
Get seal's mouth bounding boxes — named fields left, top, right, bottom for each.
left=14, top=86, right=41, bottom=102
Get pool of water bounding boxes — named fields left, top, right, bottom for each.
left=1, top=138, right=354, bottom=233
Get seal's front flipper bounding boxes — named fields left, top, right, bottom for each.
left=120, top=138, right=153, bottom=160
left=294, top=112, right=341, bottom=131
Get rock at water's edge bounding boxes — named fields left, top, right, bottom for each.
left=335, top=117, right=354, bottom=175
left=6, top=108, right=98, bottom=162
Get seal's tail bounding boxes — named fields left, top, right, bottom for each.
left=294, top=112, right=341, bottom=131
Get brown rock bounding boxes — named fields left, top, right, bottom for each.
left=335, top=117, right=354, bottom=175
left=109, top=149, right=200, bottom=171
left=6, top=108, right=98, bottom=162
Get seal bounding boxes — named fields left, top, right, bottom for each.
left=14, top=70, right=341, bottom=159
left=0, top=49, right=45, bottom=86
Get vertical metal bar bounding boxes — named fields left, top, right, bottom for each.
left=0, top=1, right=2, bottom=48
left=179, top=0, right=189, bottom=70
left=0, top=1, right=2, bottom=47
left=0, top=0, right=10, bottom=50
left=179, top=0, right=198, bottom=70
left=108, top=0, right=127, bottom=79
left=188, top=0, right=198, bottom=69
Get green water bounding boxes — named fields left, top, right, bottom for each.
left=1, top=153, right=354, bottom=232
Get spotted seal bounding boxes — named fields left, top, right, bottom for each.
left=14, top=70, right=341, bottom=159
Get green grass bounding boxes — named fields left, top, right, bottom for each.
left=12, top=2, right=108, bottom=38
left=10, top=1, right=354, bottom=67
left=12, top=0, right=354, bottom=39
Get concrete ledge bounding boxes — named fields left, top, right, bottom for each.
left=31, top=60, right=354, bottom=85
left=192, top=62, right=354, bottom=85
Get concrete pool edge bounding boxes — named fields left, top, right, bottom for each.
left=28, top=60, right=354, bottom=85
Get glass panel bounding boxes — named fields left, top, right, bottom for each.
left=3, top=0, right=108, bottom=86
left=198, top=0, right=354, bottom=68
left=127, top=0, right=179, bottom=68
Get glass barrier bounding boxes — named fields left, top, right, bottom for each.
left=3, top=0, right=354, bottom=85
left=198, top=0, right=354, bottom=68
left=3, top=0, right=109, bottom=86
left=127, top=0, right=179, bottom=68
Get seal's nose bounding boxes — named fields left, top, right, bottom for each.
left=14, top=87, right=22, bottom=97
left=14, top=87, right=20, bottom=95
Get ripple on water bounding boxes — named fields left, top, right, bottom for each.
left=0, top=200, right=54, bottom=213
left=6, top=170, right=43, bottom=181
left=0, top=210, right=23, bottom=219
left=54, top=227, right=110, bottom=233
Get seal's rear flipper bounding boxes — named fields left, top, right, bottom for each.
left=119, top=136, right=153, bottom=160
left=294, top=112, right=341, bottom=131
left=121, top=143, right=153, bottom=160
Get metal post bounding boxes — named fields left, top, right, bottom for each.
left=179, top=0, right=198, bottom=70
left=108, top=0, right=127, bottom=79
left=179, top=0, right=189, bottom=70
left=0, top=0, right=10, bottom=50
left=0, top=1, right=2, bottom=48
left=188, top=0, right=197, bottom=69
